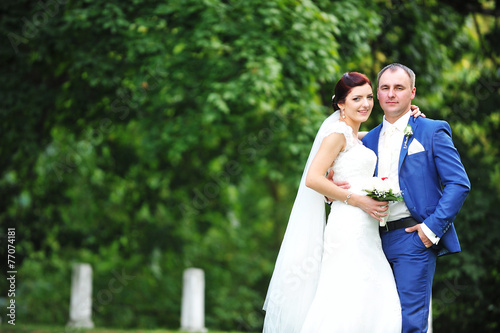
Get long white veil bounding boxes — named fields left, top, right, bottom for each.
left=263, top=111, right=341, bottom=333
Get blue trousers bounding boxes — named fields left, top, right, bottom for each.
left=381, top=228, right=437, bottom=333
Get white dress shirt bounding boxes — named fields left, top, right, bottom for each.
left=378, top=111, right=440, bottom=245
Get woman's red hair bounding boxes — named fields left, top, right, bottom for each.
left=332, top=72, right=372, bottom=110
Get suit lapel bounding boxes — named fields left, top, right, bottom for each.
left=398, top=119, right=419, bottom=172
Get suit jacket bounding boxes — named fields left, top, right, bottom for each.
left=362, top=116, right=471, bottom=256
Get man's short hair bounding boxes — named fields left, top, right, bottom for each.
left=377, top=63, right=416, bottom=88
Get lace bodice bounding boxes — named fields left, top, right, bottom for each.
left=327, top=122, right=377, bottom=191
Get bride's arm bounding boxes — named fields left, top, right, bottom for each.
left=305, top=134, right=387, bottom=221
left=410, top=105, right=426, bottom=120
left=305, top=133, right=347, bottom=202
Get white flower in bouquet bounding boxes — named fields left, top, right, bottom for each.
left=363, top=177, right=403, bottom=227
left=363, top=177, right=403, bottom=202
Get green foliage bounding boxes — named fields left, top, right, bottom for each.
left=0, top=0, right=499, bottom=332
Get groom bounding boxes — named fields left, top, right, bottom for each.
left=361, top=63, right=470, bottom=333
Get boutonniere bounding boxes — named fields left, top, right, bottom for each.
left=403, top=124, right=413, bottom=149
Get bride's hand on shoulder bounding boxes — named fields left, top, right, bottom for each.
left=349, top=194, right=388, bottom=222
left=410, top=105, right=426, bottom=119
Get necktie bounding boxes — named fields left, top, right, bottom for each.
left=378, top=125, right=397, bottom=178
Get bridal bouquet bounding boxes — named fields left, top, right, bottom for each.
left=363, top=177, right=403, bottom=227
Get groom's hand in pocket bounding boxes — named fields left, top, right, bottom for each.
left=405, top=224, right=433, bottom=248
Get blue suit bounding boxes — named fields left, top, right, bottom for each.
left=362, top=116, right=470, bottom=332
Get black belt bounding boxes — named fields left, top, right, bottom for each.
left=380, top=217, right=419, bottom=232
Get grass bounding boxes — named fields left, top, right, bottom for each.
left=0, top=324, right=251, bottom=333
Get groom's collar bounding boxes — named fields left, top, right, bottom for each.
left=382, top=110, right=411, bottom=135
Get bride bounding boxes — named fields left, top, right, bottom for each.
left=263, top=72, right=420, bottom=332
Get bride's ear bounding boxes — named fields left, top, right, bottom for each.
left=336, top=102, right=344, bottom=111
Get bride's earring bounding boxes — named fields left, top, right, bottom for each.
left=342, top=109, right=346, bottom=119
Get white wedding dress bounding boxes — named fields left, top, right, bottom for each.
left=263, top=113, right=401, bottom=333
left=299, top=121, right=401, bottom=333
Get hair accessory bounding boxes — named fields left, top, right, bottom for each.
left=331, top=94, right=335, bottom=102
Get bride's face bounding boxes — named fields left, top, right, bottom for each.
left=338, top=84, right=374, bottom=124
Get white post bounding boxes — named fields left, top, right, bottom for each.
left=428, top=297, right=433, bottom=333
left=180, top=268, right=207, bottom=332
left=67, top=263, right=94, bottom=328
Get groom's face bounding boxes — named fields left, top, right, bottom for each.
left=377, top=68, right=416, bottom=122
